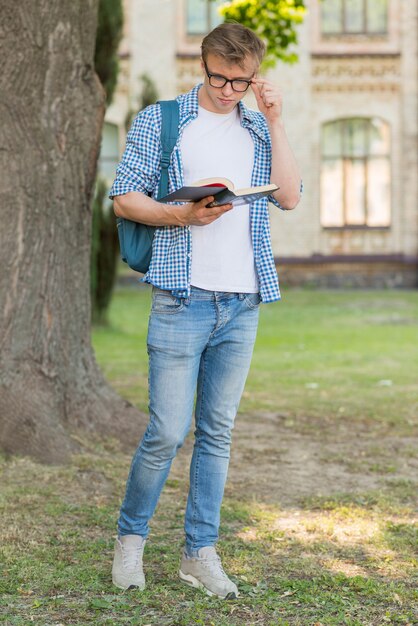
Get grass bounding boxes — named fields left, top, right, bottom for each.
left=1, top=286, right=417, bottom=625
left=94, top=286, right=418, bottom=429
left=247, top=290, right=418, bottom=427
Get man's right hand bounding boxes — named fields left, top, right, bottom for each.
left=113, top=191, right=233, bottom=227
left=173, top=196, right=233, bottom=226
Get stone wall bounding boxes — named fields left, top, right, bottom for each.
left=267, top=0, right=418, bottom=262
left=276, top=255, right=418, bottom=289
left=107, top=0, right=418, bottom=283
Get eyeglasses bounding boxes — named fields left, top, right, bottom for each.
left=203, top=61, right=253, bottom=93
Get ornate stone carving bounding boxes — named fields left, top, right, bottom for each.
left=313, top=83, right=399, bottom=92
left=312, top=55, right=400, bottom=92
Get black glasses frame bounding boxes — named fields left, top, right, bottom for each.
left=203, top=61, right=253, bottom=93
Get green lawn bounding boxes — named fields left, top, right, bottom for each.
left=1, top=287, right=417, bottom=625
left=94, top=286, right=418, bottom=427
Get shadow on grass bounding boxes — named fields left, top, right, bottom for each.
left=1, top=436, right=417, bottom=626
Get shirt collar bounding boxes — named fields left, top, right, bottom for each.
left=177, top=85, right=200, bottom=126
left=177, top=84, right=269, bottom=142
left=238, top=100, right=269, bottom=142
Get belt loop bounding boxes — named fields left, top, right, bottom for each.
left=238, top=293, right=244, bottom=301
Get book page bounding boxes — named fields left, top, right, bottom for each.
left=191, top=177, right=234, bottom=190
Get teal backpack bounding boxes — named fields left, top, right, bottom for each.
left=116, top=99, right=180, bottom=274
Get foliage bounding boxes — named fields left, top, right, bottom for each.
left=139, top=73, right=159, bottom=109
left=94, top=0, right=124, bottom=105
left=92, top=0, right=124, bottom=326
left=125, top=73, right=160, bottom=132
left=90, top=178, right=119, bottom=324
left=218, top=0, right=307, bottom=68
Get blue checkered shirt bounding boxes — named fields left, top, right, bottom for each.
left=109, top=85, right=286, bottom=303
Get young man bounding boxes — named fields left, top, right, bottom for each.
left=109, top=23, right=301, bottom=599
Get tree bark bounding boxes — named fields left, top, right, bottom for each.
left=0, top=0, right=144, bottom=463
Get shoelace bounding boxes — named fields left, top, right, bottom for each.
left=121, top=541, right=143, bottom=570
left=200, top=553, right=229, bottom=580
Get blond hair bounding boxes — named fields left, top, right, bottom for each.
left=201, top=23, right=265, bottom=69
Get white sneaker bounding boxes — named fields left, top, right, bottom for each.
left=179, top=546, right=239, bottom=599
left=112, top=535, right=146, bottom=590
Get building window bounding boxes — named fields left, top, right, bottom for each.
left=186, top=0, right=223, bottom=35
left=320, top=118, right=391, bottom=228
left=321, top=0, right=388, bottom=35
left=99, top=122, right=120, bottom=184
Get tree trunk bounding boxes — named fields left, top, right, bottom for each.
left=0, top=0, right=144, bottom=463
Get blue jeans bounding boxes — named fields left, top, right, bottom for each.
left=118, top=286, right=260, bottom=551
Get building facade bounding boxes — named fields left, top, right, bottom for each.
left=103, top=0, right=418, bottom=287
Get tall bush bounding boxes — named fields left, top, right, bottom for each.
left=91, top=0, right=123, bottom=323
left=91, top=178, right=119, bottom=324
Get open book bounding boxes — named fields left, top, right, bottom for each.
left=159, top=177, right=279, bottom=207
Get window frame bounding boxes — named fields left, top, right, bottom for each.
left=320, top=0, right=389, bottom=37
left=185, top=0, right=223, bottom=36
left=320, top=117, right=391, bottom=229
left=99, top=122, right=121, bottom=186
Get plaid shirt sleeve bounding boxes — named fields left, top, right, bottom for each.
left=109, top=105, right=161, bottom=199
left=268, top=179, right=304, bottom=210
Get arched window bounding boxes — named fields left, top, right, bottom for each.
left=186, top=0, right=223, bottom=35
left=321, top=0, right=388, bottom=35
left=321, top=118, right=391, bottom=227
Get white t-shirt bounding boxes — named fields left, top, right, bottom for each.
left=180, top=105, right=258, bottom=293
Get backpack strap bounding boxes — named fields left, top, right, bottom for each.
left=157, top=99, right=180, bottom=200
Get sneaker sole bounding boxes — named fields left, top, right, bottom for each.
left=112, top=577, right=145, bottom=591
left=178, top=569, right=238, bottom=600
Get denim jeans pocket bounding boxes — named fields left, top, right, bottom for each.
left=151, top=289, right=184, bottom=314
left=243, top=292, right=261, bottom=310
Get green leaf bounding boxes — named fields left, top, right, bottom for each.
left=89, top=597, right=113, bottom=610
left=218, top=0, right=307, bottom=68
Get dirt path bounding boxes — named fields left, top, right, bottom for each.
left=169, top=411, right=418, bottom=508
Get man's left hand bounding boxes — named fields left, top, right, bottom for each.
left=250, top=78, right=283, bottom=125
